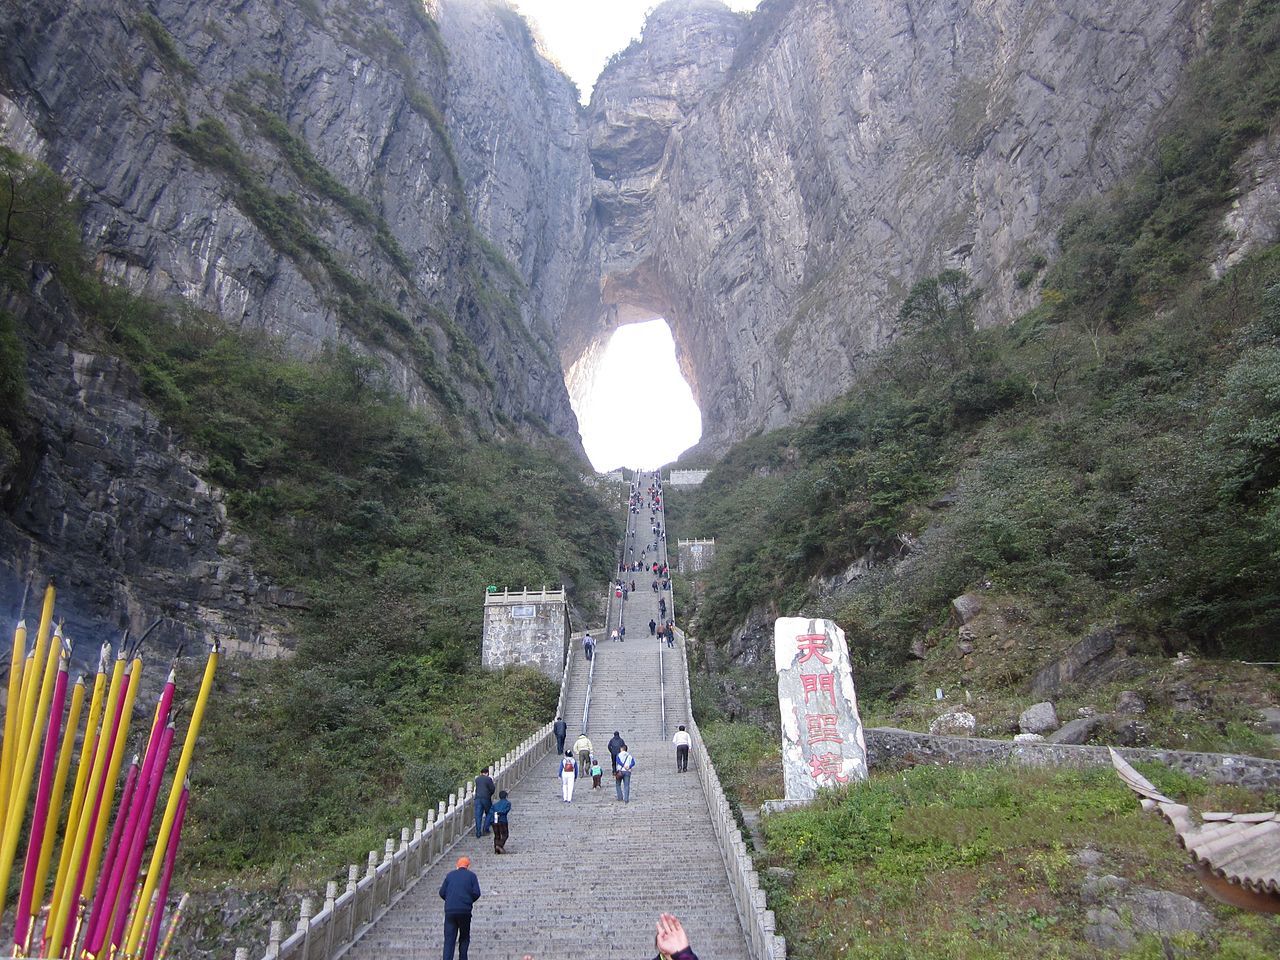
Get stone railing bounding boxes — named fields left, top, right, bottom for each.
left=866, top=728, right=1280, bottom=792
left=675, top=633, right=786, bottom=960
left=250, top=723, right=556, bottom=960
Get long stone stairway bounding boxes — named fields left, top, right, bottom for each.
left=342, top=473, right=751, bottom=960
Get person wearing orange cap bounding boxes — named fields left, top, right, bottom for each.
left=439, top=856, right=481, bottom=960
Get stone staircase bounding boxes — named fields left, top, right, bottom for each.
left=341, top=477, right=751, bottom=960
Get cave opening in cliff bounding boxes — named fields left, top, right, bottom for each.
left=567, top=318, right=701, bottom=472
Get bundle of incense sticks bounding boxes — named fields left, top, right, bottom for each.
left=0, top=582, right=219, bottom=960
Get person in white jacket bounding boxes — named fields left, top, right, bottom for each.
left=559, top=751, right=577, bottom=802
left=672, top=726, right=692, bottom=773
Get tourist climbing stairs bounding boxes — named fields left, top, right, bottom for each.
left=334, top=471, right=756, bottom=959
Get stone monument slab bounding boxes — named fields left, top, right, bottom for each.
left=775, top=617, right=868, bottom=799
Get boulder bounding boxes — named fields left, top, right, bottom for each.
left=1028, top=627, right=1118, bottom=696
left=908, top=638, right=928, bottom=660
left=950, top=593, right=983, bottom=624
left=929, top=710, right=977, bottom=737
left=1047, top=715, right=1107, bottom=745
left=1082, top=875, right=1213, bottom=951
left=1115, top=690, right=1147, bottom=715
left=1019, top=701, right=1060, bottom=735
left=957, top=641, right=975, bottom=657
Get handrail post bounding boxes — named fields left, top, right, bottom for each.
left=296, top=897, right=313, bottom=960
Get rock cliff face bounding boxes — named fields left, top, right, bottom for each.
left=0, top=0, right=581, bottom=441
left=1, top=269, right=297, bottom=659
left=0, top=0, right=1243, bottom=653
left=574, top=0, right=1219, bottom=451
left=0, top=0, right=590, bottom=654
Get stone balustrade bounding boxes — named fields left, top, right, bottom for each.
left=251, top=722, right=557, bottom=960
left=675, top=633, right=787, bottom=960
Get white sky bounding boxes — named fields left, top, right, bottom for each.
left=572, top=320, right=703, bottom=471
left=512, top=0, right=762, bottom=101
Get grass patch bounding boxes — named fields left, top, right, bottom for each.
left=760, top=765, right=1280, bottom=959
left=138, top=13, right=196, bottom=79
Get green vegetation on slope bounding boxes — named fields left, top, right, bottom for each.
left=668, top=0, right=1280, bottom=710
left=0, top=150, right=616, bottom=880
left=758, top=765, right=1280, bottom=960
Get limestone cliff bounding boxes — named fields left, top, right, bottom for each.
left=575, top=0, right=1220, bottom=451
left=0, top=0, right=581, bottom=441
left=0, top=0, right=591, bottom=653
left=0, top=0, right=1248, bottom=654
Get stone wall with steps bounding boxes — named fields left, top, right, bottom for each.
left=867, top=727, right=1280, bottom=792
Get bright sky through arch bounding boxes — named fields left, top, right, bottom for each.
left=511, top=0, right=762, bottom=102
left=572, top=320, right=702, bottom=472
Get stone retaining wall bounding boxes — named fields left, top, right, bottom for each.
left=866, top=727, right=1280, bottom=793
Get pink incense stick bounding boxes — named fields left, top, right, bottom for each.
left=104, top=723, right=176, bottom=954
left=141, top=786, right=188, bottom=960
left=12, top=661, right=69, bottom=953
left=81, top=756, right=139, bottom=957
left=85, top=671, right=175, bottom=955
left=60, top=682, right=131, bottom=953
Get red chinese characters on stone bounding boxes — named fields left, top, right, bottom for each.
left=795, top=634, right=833, bottom=666
left=800, top=672, right=836, bottom=704
left=805, top=714, right=843, bottom=746
left=807, top=752, right=849, bottom=783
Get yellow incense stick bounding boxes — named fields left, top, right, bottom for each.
left=0, top=626, right=63, bottom=918
left=48, top=646, right=108, bottom=926
left=82, top=658, right=143, bottom=898
left=9, top=585, right=55, bottom=811
left=124, top=645, right=218, bottom=957
left=0, top=620, right=27, bottom=829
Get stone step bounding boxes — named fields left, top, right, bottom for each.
left=344, top=480, right=750, bottom=960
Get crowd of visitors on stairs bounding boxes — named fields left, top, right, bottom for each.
left=441, top=470, right=710, bottom=960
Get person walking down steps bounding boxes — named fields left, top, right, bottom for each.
left=560, top=751, right=577, bottom=802
left=439, top=856, right=481, bottom=960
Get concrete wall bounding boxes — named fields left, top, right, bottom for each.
left=481, top=592, right=569, bottom=681
left=677, top=538, right=715, bottom=573
left=668, top=470, right=710, bottom=487
left=866, top=727, right=1280, bottom=792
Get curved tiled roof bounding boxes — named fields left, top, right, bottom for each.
left=1110, top=748, right=1280, bottom=898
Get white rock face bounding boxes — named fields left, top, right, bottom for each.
left=929, top=710, right=978, bottom=737
left=775, top=617, right=868, bottom=799
left=1019, top=701, right=1061, bottom=735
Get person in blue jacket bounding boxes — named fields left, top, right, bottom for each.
left=439, top=856, right=481, bottom=960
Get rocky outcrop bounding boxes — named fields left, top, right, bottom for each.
left=1, top=268, right=295, bottom=660
left=1213, top=129, right=1280, bottom=277
left=0, top=0, right=582, bottom=443
left=434, top=0, right=593, bottom=350
left=574, top=0, right=1218, bottom=450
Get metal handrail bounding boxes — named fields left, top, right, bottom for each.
left=655, top=470, right=672, bottom=742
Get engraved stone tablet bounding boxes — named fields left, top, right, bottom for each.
left=775, top=617, right=868, bottom=799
